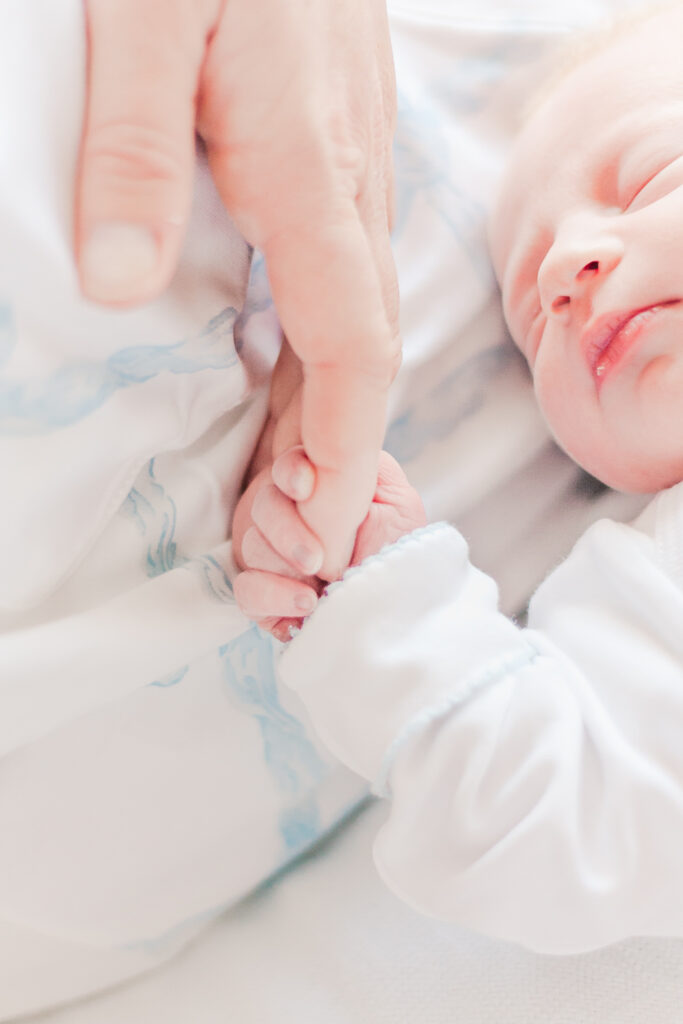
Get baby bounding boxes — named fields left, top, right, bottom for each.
left=234, top=3, right=683, bottom=953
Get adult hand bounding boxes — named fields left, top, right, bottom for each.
left=77, top=0, right=401, bottom=579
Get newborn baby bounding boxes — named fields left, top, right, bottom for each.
left=492, top=0, right=683, bottom=495
left=234, top=2, right=683, bottom=954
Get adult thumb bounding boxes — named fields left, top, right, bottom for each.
left=76, top=0, right=208, bottom=306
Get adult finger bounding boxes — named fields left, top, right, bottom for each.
left=77, top=0, right=213, bottom=305
left=198, top=0, right=400, bottom=579
left=356, top=23, right=399, bottom=331
left=264, top=211, right=401, bottom=580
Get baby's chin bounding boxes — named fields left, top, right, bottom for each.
left=571, top=448, right=683, bottom=497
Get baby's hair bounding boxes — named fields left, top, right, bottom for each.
left=523, top=1, right=681, bottom=125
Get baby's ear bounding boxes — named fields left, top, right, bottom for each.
left=272, top=445, right=316, bottom=502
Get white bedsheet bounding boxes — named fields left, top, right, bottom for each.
left=25, top=801, right=683, bottom=1024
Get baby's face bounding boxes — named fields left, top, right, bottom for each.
left=492, top=6, right=683, bottom=492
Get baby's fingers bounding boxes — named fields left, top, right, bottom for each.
left=252, top=483, right=323, bottom=576
left=264, top=617, right=306, bottom=644
left=373, top=451, right=425, bottom=518
left=241, top=526, right=307, bottom=578
left=272, top=445, right=316, bottom=502
left=234, top=569, right=318, bottom=622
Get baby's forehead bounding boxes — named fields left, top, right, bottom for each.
left=525, top=4, right=678, bottom=118
left=492, top=4, right=683, bottom=281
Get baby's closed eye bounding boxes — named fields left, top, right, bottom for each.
left=621, top=155, right=683, bottom=212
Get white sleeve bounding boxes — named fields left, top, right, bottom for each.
left=278, top=483, right=683, bottom=954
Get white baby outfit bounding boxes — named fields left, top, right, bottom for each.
left=281, top=484, right=683, bottom=954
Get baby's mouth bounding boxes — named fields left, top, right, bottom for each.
left=582, top=300, right=681, bottom=386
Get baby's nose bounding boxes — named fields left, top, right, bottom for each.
left=537, top=224, right=624, bottom=316
left=546, top=259, right=600, bottom=314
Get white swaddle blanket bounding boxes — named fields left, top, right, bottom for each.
left=1, top=2, right=368, bottom=1013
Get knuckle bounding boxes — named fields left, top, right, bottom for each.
left=332, top=142, right=368, bottom=199
left=234, top=570, right=274, bottom=620
left=240, top=526, right=262, bottom=566
left=83, top=120, right=187, bottom=190
left=250, top=483, right=280, bottom=528
left=313, top=104, right=368, bottom=195
left=333, top=137, right=367, bottom=191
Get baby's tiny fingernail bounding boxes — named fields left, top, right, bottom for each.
left=292, top=464, right=315, bottom=498
left=293, top=544, right=322, bottom=575
left=294, top=591, right=317, bottom=614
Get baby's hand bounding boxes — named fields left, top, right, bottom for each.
left=349, top=450, right=428, bottom=566
left=232, top=448, right=325, bottom=642
left=234, top=449, right=427, bottom=641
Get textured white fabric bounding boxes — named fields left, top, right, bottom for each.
left=0, top=2, right=367, bottom=1014
left=280, top=488, right=683, bottom=954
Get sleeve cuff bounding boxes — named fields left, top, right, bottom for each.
left=278, top=522, right=530, bottom=783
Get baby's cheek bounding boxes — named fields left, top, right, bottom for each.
left=531, top=355, right=569, bottom=437
left=533, top=361, right=625, bottom=487
left=533, top=355, right=592, bottom=460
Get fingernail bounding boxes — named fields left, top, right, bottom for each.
left=294, top=591, right=317, bottom=614
left=81, top=223, right=159, bottom=302
left=293, top=544, right=322, bottom=575
left=291, top=464, right=315, bottom=499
